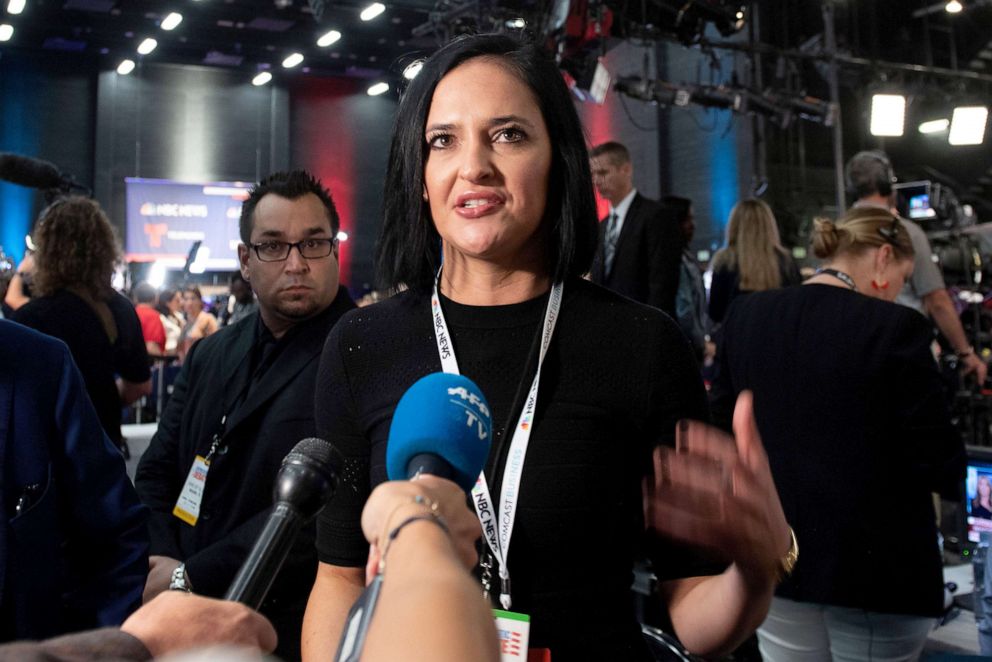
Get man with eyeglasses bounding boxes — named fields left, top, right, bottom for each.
left=135, top=170, right=355, bottom=661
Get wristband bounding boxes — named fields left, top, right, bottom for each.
left=380, top=514, right=449, bottom=572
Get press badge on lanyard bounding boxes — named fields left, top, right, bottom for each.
left=173, top=455, right=210, bottom=526
left=431, top=274, right=562, bottom=630
left=173, top=420, right=226, bottom=527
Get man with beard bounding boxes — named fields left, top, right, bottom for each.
left=135, top=170, right=354, bottom=661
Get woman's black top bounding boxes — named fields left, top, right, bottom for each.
left=973, top=502, right=992, bottom=519
left=314, top=278, right=716, bottom=660
left=708, top=250, right=801, bottom=324
left=12, top=289, right=150, bottom=444
left=710, top=284, right=965, bottom=618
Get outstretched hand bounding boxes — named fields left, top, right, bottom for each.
left=362, top=477, right=481, bottom=582
left=643, top=391, right=791, bottom=581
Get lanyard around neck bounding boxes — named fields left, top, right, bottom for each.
left=430, top=274, right=563, bottom=609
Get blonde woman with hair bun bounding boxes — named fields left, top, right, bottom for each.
left=710, top=205, right=965, bottom=661
left=708, top=198, right=801, bottom=323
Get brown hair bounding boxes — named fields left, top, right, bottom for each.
left=589, top=141, right=630, bottom=166
left=33, top=196, right=119, bottom=299
left=812, top=206, right=914, bottom=262
left=712, top=198, right=789, bottom=291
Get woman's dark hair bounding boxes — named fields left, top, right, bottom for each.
left=376, top=33, right=599, bottom=292
left=156, top=286, right=178, bottom=316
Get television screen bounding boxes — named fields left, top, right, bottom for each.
left=894, top=181, right=938, bottom=221
left=966, top=459, right=992, bottom=542
left=125, top=178, right=251, bottom=270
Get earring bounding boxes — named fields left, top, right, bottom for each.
left=871, top=279, right=889, bottom=290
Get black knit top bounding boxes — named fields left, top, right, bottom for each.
left=315, top=278, right=712, bottom=660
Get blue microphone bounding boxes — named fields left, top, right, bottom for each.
left=386, top=372, right=492, bottom=492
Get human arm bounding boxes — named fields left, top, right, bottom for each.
left=121, top=592, right=277, bottom=658
left=4, top=253, right=34, bottom=310
left=134, top=344, right=200, bottom=576
left=923, top=288, right=988, bottom=384
left=646, top=208, right=685, bottom=317
left=52, top=341, right=150, bottom=626
left=303, top=322, right=376, bottom=660
left=707, top=264, right=736, bottom=324
left=891, top=309, right=967, bottom=499
left=360, top=478, right=497, bottom=662
left=647, top=392, right=789, bottom=656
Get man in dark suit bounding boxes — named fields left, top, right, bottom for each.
left=589, top=141, right=683, bottom=316
left=0, top=319, right=148, bottom=642
left=135, top=170, right=355, bottom=661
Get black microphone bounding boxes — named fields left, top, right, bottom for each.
left=0, top=153, right=66, bottom=190
left=224, top=437, right=342, bottom=609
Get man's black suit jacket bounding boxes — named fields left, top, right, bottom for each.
left=134, top=287, right=355, bottom=661
left=590, top=192, right=682, bottom=316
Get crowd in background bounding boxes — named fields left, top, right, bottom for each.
left=0, top=31, right=979, bottom=662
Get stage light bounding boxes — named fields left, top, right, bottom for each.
left=137, top=38, right=158, bottom=55
left=7, top=0, right=25, bottom=15
left=317, top=29, right=341, bottom=47
left=117, top=59, right=136, bottom=75
left=505, top=17, right=526, bottom=29
left=403, top=61, right=423, bottom=80
left=946, top=1, right=964, bottom=13
left=918, top=118, right=950, bottom=134
left=161, top=12, right=183, bottom=31
left=282, top=52, right=304, bottom=68
left=360, top=2, right=385, bottom=21
left=252, top=71, right=272, bottom=86
left=336, top=230, right=349, bottom=242
left=869, top=94, right=906, bottom=137
left=0, top=24, right=12, bottom=41
left=148, top=261, right=167, bottom=289
left=367, top=81, right=389, bottom=96
left=949, top=106, right=988, bottom=145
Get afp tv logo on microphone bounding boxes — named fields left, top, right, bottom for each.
left=447, top=385, right=491, bottom=442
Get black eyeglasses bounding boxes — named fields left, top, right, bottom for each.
left=250, top=238, right=336, bottom=262
left=877, top=216, right=900, bottom=244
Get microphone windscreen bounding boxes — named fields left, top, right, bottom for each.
left=0, top=153, right=64, bottom=189
left=285, top=436, right=342, bottom=474
left=386, top=372, right=492, bottom=492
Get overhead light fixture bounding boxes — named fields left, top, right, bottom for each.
left=946, top=1, right=964, bottom=13
left=317, top=29, right=341, bottom=47
left=403, top=61, right=423, bottom=80
left=7, top=0, right=25, bottom=15
left=360, top=2, right=385, bottom=21
left=367, top=81, right=389, bottom=96
left=869, top=93, right=906, bottom=137
left=252, top=71, right=272, bottom=86
left=137, top=37, right=158, bottom=55
left=918, top=118, right=950, bottom=134
left=949, top=106, right=988, bottom=145
left=0, top=24, right=11, bottom=41
left=117, top=59, right=136, bottom=75
left=161, top=12, right=183, bottom=31
left=282, top=52, right=304, bottom=68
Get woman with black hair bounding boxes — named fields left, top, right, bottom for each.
left=303, top=34, right=790, bottom=661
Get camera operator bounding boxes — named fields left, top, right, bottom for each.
left=847, top=150, right=988, bottom=385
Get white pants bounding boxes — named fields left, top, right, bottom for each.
left=757, top=596, right=936, bottom=662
